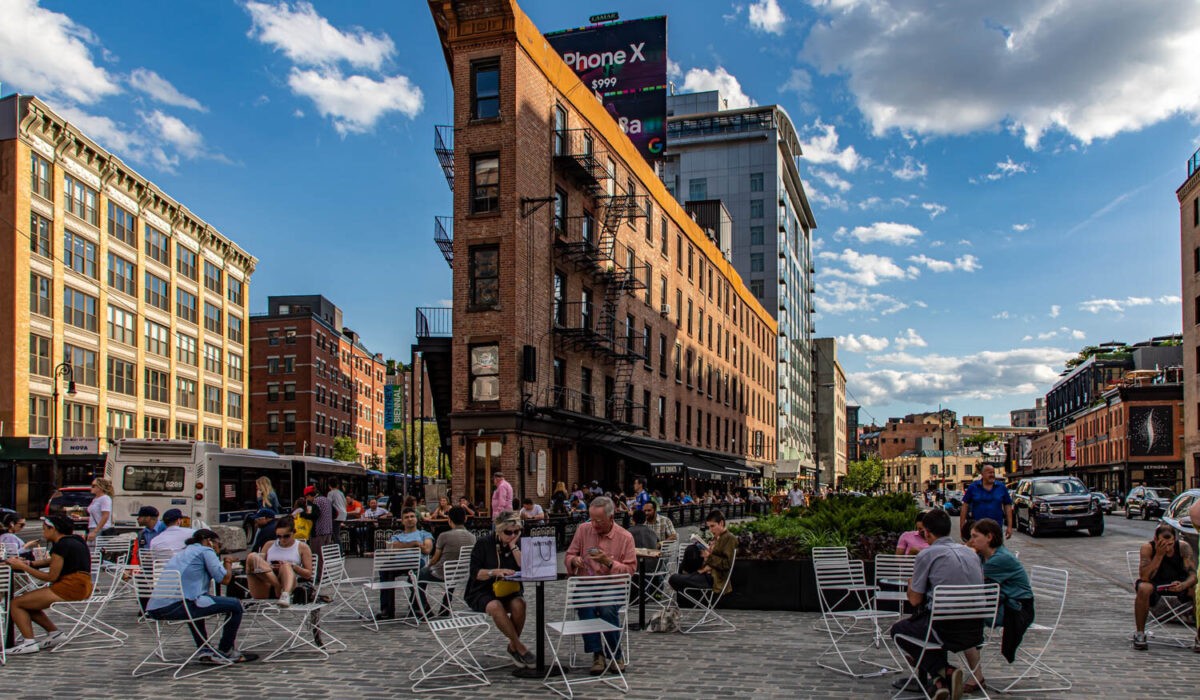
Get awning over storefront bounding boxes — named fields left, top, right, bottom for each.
left=601, top=442, right=685, bottom=477
left=595, top=441, right=745, bottom=482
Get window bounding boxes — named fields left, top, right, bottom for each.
left=553, top=271, right=566, bottom=325
left=228, top=352, right=243, bottom=380
left=204, top=261, right=222, bottom=294
left=145, top=320, right=169, bottom=357
left=469, top=345, right=500, bottom=403
left=204, top=302, right=222, bottom=334
left=468, top=245, right=500, bottom=309
left=750, top=199, right=764, bottom=219
left=643, top=324, right=652, bottom=367
left=31, top=152, right=51, bottom=199
left=581, top=367, right=594, bottom=415
left=284, top=356, right=295, bottom=373
left=227, top=277, right=244, bottom=306
left=107, top=357, right=136, bottom=396
left=29, top=334, right=51, bottom=376
left=204, top=385, right=222, bottom=414
left=204, top=344, right=222, bottom=373
left=30, top=273, right=52, bottom=316
left=108, top=252, right=137, bottom=297
left=674, top=343, right=681, bottom=382
left=750, top=253, right=764, bottom=272
left=63, top=230, right=98, bottom=278
left=687, top=299, right=693, bottom=335
left=145, top=272, right=170, bottom=311
left=145, top=225, right=169, bottom=265
left=470, top=154, right=500, bottom=213
left=63, top=175, right=98, bottom=225
left=29, top=212, right=51, bottom=257
left=553, top=104, right=567, bottom=155
left=203, top=425, right=222, bottom=444
left=145, top=369, right=169, bottom=403
left=64, top=402, right=97, bottom=438
left=177, top=377, right=197, bottom=408
left=750, top=225, right=764, bottom=245
left=63, top=344, right=98, bottom=387
left=688, top=178, right=707, bottom=201
left=645, top=201, right=654, bottom=242
left=29, top=395, right=50, bottom=436
left=108, top=202, right=137, bottom=246
left=284, top=412, right=296, bottom=433
left=750, top=279, right=765, bottom=298
left=267, top=357, right=280, bottom=374
left=144, top=415, right=168, bottom=438
left=176, top=289, right=197, bottom=323
left=107, top=305, right=137, bottom=346
left=176, top=244, right=197, bottom=279
left=228, top=315, right=243, bottom=344
left=176, top=332, right=197, bottom=366
left=471, top=58, right=500, bottom=119
left=176, top=421, right=196, bottom=440
left=64, top=288, right=98, bottom=332
left=268, top=384, right=280, bottom=402
left=687, top=245, right=694, bottom=280
left=284, top=383, right=296, bottom=400
left=750, top=172, right=764, bottom=192
left=228, top=391, right=243, bottom=419
left=228, top=430, right=242, bottom=448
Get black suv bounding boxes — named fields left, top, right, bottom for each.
left=1013, top=476, right=1103, bottom=537
left=1125, top=485, right=1175, bottom=520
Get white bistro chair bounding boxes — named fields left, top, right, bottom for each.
left=131, top=568, right=232, bottom=679
left=815, top=556, right=900, bottom=678
left=891, top=583, right=1000, bottom=700
left=874, top=554, right=917, bottom=613
left=361, top=547, right=423, bottom=630
left=0, top=566, right=9, bottom=665
left=544, top=573, right=632, bottom=699
left=317, top=543, right=371, bottom=622
left=407, top=571, right=493, bottom=693
left=50, top=551, right=129, bottom=652
left=987, top=565, right=1071, bottom=694
left=674, top=548, right=737, bottom=634
left=1125, top=550, right=1192, bottom=647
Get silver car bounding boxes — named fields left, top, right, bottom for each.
left=1162, top=489, right=1200, bottom=555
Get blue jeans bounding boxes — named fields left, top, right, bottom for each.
left=148, top=597, right=244, bottom=654
left=578, top=605, right=622, bottom=658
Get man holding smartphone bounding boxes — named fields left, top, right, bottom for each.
left=1133, top=522, right=1197, bottom=650
left=565, top=496, right=636, bottom=675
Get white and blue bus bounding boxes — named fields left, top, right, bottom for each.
left=106, top=440, right=368, bottom=534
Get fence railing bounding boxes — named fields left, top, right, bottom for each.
left=415, top=306, right=452, bottom=338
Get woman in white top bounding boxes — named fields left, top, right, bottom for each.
left=86, top=478, right=114, bottom=543
left=245, top=516, right=313, bottom=607
left=1, top=512, right=30, bottom=555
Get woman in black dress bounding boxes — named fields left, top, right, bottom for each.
left=465, top=510, right=534, bottom=669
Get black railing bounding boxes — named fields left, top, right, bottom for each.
left=434, top=216, right=453, bottom=268
left=552, top=127, right=608, bottom=190
left=434, top=125, right=454, bottom=190
left=1191, top=147, right=1200, bottom=178
left=416, top=307, right=452, bottom=338
left=538, top=386, right=598, bottom=417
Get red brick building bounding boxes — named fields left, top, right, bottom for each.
left=1072, top=378, right=1183, bottom=494
left=249, top=295, right=387, bottom=464
left=422, top=0, right=778, bottom=509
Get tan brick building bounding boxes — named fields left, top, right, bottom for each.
left=423, top=0, right=778, bottom=509
left=0, top=95, right=255, bottom=514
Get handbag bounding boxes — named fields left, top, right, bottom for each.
left=492, top=544, right=521, bottom=598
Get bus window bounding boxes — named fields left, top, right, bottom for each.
left=121, top=465, right=186, bottom=492
left=219, top=466, right=291, bottom=518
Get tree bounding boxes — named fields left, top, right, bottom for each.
left=843, top=456, right=886, bottom=493
left=386, top=422, right=444, bottom=478
left=962, top=432, right=998, bottom=449
left=332, top=436, right=358, bottom=462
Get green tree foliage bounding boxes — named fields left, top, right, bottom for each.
left=962, top=432, right=998, bottom=448
left=842, top=456, right=886, bottom=493
left=332, top=436, right=358, bottom=462
left=386, top=423, right=444, bottom=478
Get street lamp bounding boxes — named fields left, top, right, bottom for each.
left=50, top=362, right=77, bottom=491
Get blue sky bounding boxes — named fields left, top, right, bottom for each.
left=3, top=0, right=1196, bottom=426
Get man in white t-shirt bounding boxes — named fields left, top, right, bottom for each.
left=148, top=509, right=196, bottom=554
left=788, top=485, right=807, bottom=508
left=520, top=498, right=546, bottom=521
left=327, top=478, right=347, bottom=546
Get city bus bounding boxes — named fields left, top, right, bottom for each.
left=106, top=439, right=366, bottom=532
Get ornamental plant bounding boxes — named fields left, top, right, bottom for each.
left=731, top=493, right=920, bottom=560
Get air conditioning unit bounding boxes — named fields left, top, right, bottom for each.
left=659, top=304, right=672, bottom=317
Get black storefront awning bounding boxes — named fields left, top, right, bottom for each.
left=594, top=440, right=750, bottom=482
left=600, top=441, right=685, bottom=477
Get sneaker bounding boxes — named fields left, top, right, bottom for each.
left=589, top=652, right=606, bottom=676
left=949, top=668, right=964, bottom=700
left=9, top=640, right=40, bottom=655
left=521, top=650, right=536, bottom=668
left=892, top=676, right=924, bottom=692
left=507, top=645, right=531, bottom=669
left=931, top=689, right=951, bottom=700
left=201, top=649, right=259, bottom=664
left=41, top=631, right=68, bottom=649
left=278, top=592, right=291, bottom=608
left=1132, top=632, right=1148, bottom=650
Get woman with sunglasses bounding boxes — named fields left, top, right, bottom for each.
left=246, top=516, right=313, bottom=608
left=4, top=515, right=91, bottom=654
left=465, top=510, right=535, bottom=669
left=1, top=512, right=31, bottom=556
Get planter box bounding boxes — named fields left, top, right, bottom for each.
left=714, top=557, right=876, bottom=612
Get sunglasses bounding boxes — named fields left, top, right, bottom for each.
left=502, top=529, right=522, bottom=536
left=278, top=531, right=295, bottom=538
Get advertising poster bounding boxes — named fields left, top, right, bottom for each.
left=1129, top=406, right=1173, bottom=457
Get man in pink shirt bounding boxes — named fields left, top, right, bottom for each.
left=491, top=471, right=513, bottom=521
left=565, top=496, right=636, bottom=674
left=895, top=511, right=930, bottom=555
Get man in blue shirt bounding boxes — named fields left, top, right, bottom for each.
left=136, top=506, right=165, bottom=551
left=962, top=465, right=1013, bottom=539
left=633, top=478, right=652, bottom=510
left=380, top=508, right=433, bottom=619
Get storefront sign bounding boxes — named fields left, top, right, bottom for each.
left=537, top=450, right=548, bottom=497
left=29, top=437, right=49, bottom=450
left=61, top=437, right=98, bottom=454
left=652, top=464, right=681, bottom=476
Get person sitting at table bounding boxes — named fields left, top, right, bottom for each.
left=291, top=498, right=313, bottom=541
left=346, top=496, right=364, bottom=519
left=429, top=496, right=452, bottom=521
left=1, top=511, right=31, bottom=556
left=627, top=509, right=659, bottom=550
left=362, top=498, right=390, bottom=520
left=378, top=508, right=434, bottom=619
left=146, top=529, right=258, bottom=664
left=457, top=497, right=477, bottom=518
left=551, top=481, right=569, bottom=514
left=613, top=494, right=631, bottom=515
left=520, top=498, right=546, bottom=522
left=643, top=501, right=677, bottom=543
left=3, top=515, right=91, bottom=654
left=246, top=516, right=314, bottom=608
left=566, top=496, right=637, bottom=674
left=571, top=482, right=585, bottom=502
left=149, top=509, right=195, bottom=554
left=465, top=510, right=535, bottom=669
left=418, top=506, right=476, bottom=614
left=569, top=495, right=587, bottom=514
left=896, top=512, right=930, bottom=555
left=669, top=510, right=736, bottom=598
left=962, top=518, right=1034, bottom=692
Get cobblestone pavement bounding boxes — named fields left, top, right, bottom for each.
left=6, top=515, right=1200, bottom=698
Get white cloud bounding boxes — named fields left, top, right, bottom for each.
left=245, top=1, right=394, bottom=70
left=1012, top=223, right=1030, bottom=231
left=802, top=0, right=1200, bottom=149
left=1070, top=328, right=1086, bottom=340
left=907, top=253, right=981, bottom=273
left=893, top=328, right=926, bottom=350
left=798, top=119, right=863, bottom=172
left=128, top=68, right=206, bottom=112
left=958, top=239, right=972, bottom=246
left=667, top=59, right=682, bottom=80
left=815, top=280, right=908, bottom=316
left=0, top=0, right=120, bottom=104
left=1049, top=305, right=1061, bottom=318
left=141, top=110, right=203, bottom=157
left=857, top=196, right=882, bottom=210
left=748, top=0, right=787, bottom=34
left=287, top=68, right=423, bottom=136
left=890, top=155, right=927, bottom=181
left=989, top=157, right=1028, bottom=180
left=838, top=333, right=890, bottom=353
left=993, top=311, right=1012, bottom=320
left=841, top=221, right=922, bottom=245
left=806, top=184, right=850, bottom=211
left=921, top=202, right=947, bottom=219
left=1078, top=295, right=1177, bottom=313
left=50, top=102, right=213, bottom=172
left=810, top=168, right=851, bottom=192
left=1160, top=294, right=1182, bottom=305
left=680, top=66, right=756, bottom=109
left=820, top=248, right=913, bottom=286
left=849, top=347, right=1076, bottom=407
left=780, top=68, right=811, bottom=94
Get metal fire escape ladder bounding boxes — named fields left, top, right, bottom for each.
left=433, top=125, right=454, bottom=190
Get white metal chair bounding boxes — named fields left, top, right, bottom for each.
left=674, top=548, right=737, bottom=634
left=544, top=573, right=631, bottom=699
left=361, top=547, right=423, bottom=630
left=874, top=554, right=917, bottom=613
left=0, top=566, right=9, bottom=665
left=986, top=565, right=1071, bottom=693
left=815, top=556, right=900, bottom=678
left=891, top=583, right=1000, bottom=700
left=643, top=539, right=680, bottom=615
left=407, top=571, right=493, bottom=692
left=132, top=568, right=233, bottom=679
left=50, top=552, right=130, bottom=652
left=256, top=553, right=344, bottom=663
left=1125, top=550, right=1192, bottom=647
left=317, top=543, right=371, bottom=621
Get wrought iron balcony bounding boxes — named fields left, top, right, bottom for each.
left=552, top=127, right=608, bottom=193
left=434, top=216, right=453, bottom=268
left=416, top=307, right=452, bottom=338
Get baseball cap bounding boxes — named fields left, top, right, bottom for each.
left=162, top=508, right=184, bottom=524
left=303, top=485, right=318, bottom=496
left=253, top=508, right=277, bottom=520
left=136, top=505, right=159, bottom=518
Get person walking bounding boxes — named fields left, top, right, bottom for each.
left=302, top=486, right=334, bottom=553
left=491, top=471, right=513, bottom=521
left=962, top=465, right=1013, bottom=539
left=327, top=477, right=347, bottom=550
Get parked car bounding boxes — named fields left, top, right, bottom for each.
left=1125, top=485, right=1175, bottom=520
left=942, top=497, right=963, bottom=516
left=1090, top=490, right=1113, bottom=514
left=1013, top=476, right=1103, bottom=537
left=1162, top=489, right=1200, bottom=555
left=44, top=486, right=93, bottom=530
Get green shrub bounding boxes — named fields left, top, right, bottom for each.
left=732, top=494, right=920, bottom=560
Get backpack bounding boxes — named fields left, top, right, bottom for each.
left=646, top=607, right=680, bottom=633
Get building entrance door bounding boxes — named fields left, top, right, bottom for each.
left=469, top=439, right=503, bottom=509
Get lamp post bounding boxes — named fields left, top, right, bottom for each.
left=50, top=363, right=77, bottom=491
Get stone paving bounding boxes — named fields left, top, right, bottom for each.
left=6, top=515, right=1200, bottom=698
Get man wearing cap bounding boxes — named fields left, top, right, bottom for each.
left=248, top=508, right=279, bottom=554
left=302, top=486, right=334, bottom=553
left=136, top=506, right=164, bottom=551
left=149, top=509, right=195, bottom=554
